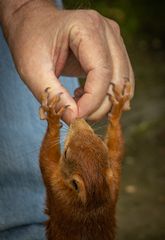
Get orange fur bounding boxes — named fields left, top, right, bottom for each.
left=39, top=83, right=130, bottom=240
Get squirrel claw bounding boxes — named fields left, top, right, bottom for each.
left=56, top=105, right=70, bottom=117
left=108, top=81, right=131, bottom=122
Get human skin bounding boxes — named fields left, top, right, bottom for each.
left=0, top=0, right=134, bottom=124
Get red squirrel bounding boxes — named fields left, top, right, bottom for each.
left=39, top=81, right=131, bottom=240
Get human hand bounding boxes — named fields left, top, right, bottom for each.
left=1, top=0, right=134, bottom=124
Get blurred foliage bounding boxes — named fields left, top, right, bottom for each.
left=63, top=0, right=165, bottom=50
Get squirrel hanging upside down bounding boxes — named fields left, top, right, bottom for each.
left=39, top=81, right=131, bottom=240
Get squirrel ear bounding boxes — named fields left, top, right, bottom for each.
left=70, top=174, right=86, bottom=204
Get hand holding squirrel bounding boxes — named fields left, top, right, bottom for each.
left=0, top=0, right=134, bottom=124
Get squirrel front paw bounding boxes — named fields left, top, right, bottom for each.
left=39, top=87, right=69, bottom=123
left=108, top=81, right=131, bottom=123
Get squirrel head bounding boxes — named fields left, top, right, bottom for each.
left=59, top=118, right=114, bottom=209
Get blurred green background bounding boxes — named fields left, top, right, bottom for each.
left=63, top=1, right=165, bottom=239
left=63, top=0, right=165, bottom=46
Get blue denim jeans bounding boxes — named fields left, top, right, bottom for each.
left=0, top=4, right=79, bottom=239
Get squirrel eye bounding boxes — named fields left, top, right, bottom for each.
left=71, top=179, right=79, bottom=192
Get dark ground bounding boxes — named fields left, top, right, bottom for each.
left=95, top=46, right=165, bottom=239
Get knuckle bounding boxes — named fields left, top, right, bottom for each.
left=70, top=24, right=81, bottom=35
left=71, top=10, right=103, bottom=36
left=87, top=9, right=102, bottom=24
left=110, top=20, right=120, bottom=34
left=70, top=23, right=88, bottom=42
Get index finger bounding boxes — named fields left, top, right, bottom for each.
left=69, top=23, right=113, bottom=117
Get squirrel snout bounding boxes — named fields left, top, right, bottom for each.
left=70, top=118, right=93, bottom=132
